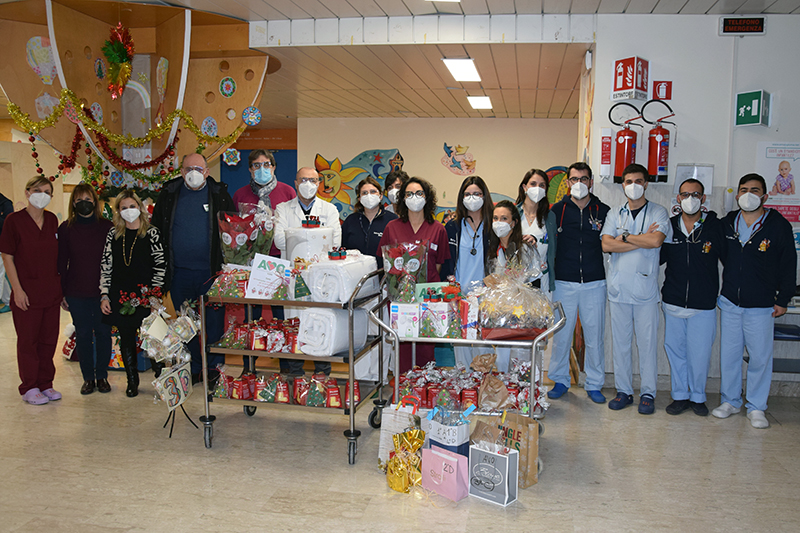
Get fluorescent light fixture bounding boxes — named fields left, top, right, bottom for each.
left=467, top=96, right=492, bottom=109
left=442, top=58, right=481, bottom=82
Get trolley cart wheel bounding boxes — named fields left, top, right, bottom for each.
left=538, top=421, right=545, bottom=437
left=348, top=441, right=357, bottom=464
left=204, top=426, right=213, bottom=448
left=537, top=458, right=544, bottom=475
left=244, top=405, right=257, bottom=417
left=368, top=407, right=382, bottom=429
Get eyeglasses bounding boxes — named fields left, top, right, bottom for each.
left=299, top=177, right=319, bottom=184
left=678, top=192, right=703, bottom=199
left=251, top=162, right=273, bottom=169
left=568, top=176, right=591, bottom=184
left=183, top=166, right=205, bottom=173
left=405, top=191, right=425, bottom=198
left=463, top=192, right=484, bottom=199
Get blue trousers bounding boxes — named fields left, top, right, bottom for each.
left=610, top=300, right=659, bottom=398
left=67, top=296, right=112, bottom=381
left=169, top=267, right=225, bottom=375
left=718, top=296, right=774, bottom=412
left=663, top=309, right=716, bottom=403
left=549, top=280, right=607, bottom=390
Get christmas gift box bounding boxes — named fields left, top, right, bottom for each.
left=390, top=303, right=420, bottom=338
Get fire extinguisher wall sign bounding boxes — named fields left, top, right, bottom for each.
left=612, top=56, right=649, bottom=101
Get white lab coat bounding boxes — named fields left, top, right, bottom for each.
left=273, top=197, right=342, bottom=259
left=601, top=200, right=672, bottom=305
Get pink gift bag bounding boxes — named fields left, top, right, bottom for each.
left=421, top=445, right=469, bottom=502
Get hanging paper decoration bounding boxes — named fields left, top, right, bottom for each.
left=90, top=102, right=103, bottom=125
left=109, top=170, right=124, bottom=187
left=63, top=99, right=80, bottom=124
left=102, top=23, right=135, bottom=99
left=94, top=58, right=106, bottom=80
left=219, top=77, right=236, bottom=98
left=26, top=37, right=57, bottom=85
left=222, top=148, right=240, bottom=166
left=242, top=106, right=262, bottom=126
left=34, top=93, right=59, bottom=120
left=155, top=57, right=169, bottom=125
left=226, top=108, right=236, bottom=121
left=201, top=116, right=218, bottom=137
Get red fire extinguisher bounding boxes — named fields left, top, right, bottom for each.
left=641, top=99, right=676, bottom=183
left=609, top=102, right=643, bottom=183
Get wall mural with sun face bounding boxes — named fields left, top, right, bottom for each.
left=314, top=149, right=404, bottom=218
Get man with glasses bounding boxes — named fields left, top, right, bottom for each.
left=713, top=173, right=796, bottom=429
left=273, top=167, right=342, bottom=376
left=548, top=162, right=611, bottom=404
left=152, top=153, right=235, bottom=384
left=659, top=178, right=723, bottom=417
left=601, top=163, right=671, bottom=415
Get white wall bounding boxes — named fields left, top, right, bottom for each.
left=591, top=14, right=800, bottom=391
left=298, top=117, right=577, bottom=206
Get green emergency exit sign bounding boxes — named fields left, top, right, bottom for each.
left=735, top=90, right=770, bottom=127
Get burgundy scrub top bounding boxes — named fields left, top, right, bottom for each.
left=379, top=219, right=450, bottom=282
left=0, top=209, right=62, bottom=308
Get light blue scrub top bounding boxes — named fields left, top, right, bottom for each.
left=600, top=200, right=672, bottom=304
left=455, top=218, right=484, bottom=294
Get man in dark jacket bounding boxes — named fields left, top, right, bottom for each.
left=151, top=153, right=235, bottom=382
left=660, top=178, right=724, bottom=417
left=548, top=162, right=611, bottom=403
left=0, top=192, right=14, bottom=312
left=712, top=173, right=796, bottom=429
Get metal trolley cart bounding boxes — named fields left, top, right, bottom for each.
left=367, top=301, right=566, bottom=434
left=198, top=270, right=389, bottom=464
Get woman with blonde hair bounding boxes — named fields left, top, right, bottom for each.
left=100, top=190, right=167, bottom=397
left=0, top=176, right=62, bottom=404
left=58, top=183, right=114, bottom=395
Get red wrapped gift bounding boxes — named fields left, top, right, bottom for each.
left=461, top=387, right=479, bottom=409
left=275, top=378, right=290, bottom=403
left=248, top=329, right=267, bottom=351
left=344, top=380, right=361, bottom=405
left=506, top=384, right=520, bottom=409
left=245, top=373, right=257, bottom=397
left=412, top=385, right=428, bottom=408
left=446, top=385, right=461, bottom=405
left=232, top=378, right=252, bottom=400
left=293, top=376, right=310, bottom=405
left=326, top=381, right=342, bottom=408
left=254, top=376, right=267, bottom=401
left=426, top=383, right=443, bottom=409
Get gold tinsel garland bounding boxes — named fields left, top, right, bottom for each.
left=7, top=88, right=244, bottom=146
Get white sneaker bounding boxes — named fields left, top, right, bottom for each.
left=711, top=402, right=741, bottom=419
left=747, top=410, right=769, bottom=429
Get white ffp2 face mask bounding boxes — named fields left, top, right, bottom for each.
left=570, top=182, right=589, bottom=200
left=680, top=196, right=702, bottom=215
left=526, top=186, right=546, bottom=204
left=29, top=192, right=51, bottom=209
left=405, top=195, right=426, bottom=212
left=121, top=207, right=141, bottom=223
left=624, top=183, right=645, bottom=201
left=360, top=193, right=380, bottom=210
left=492, top=221, right=512, bottom=238
left=387, top=189, right=398, bottom=204
left=298, top=181, right=318, bottom=200
left=737, top=192, right=762, bottom=212
left=185, top=170, right=205, bottom=189
left=463, top=195, right=484, bottom=212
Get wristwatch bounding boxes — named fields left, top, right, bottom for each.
left=622, top=230, right=630, bottom=243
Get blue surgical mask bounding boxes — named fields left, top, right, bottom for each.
left=254, top=167, right=273, bottom=186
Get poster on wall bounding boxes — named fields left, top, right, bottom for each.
left=758, top=142, right=800, bottom=222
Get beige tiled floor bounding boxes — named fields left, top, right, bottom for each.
left=1, top=310, right=799, bottom=532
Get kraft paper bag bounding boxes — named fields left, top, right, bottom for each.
left=421, top=445, right=469, bottom=502
left=482, top=412, right=540, bottom=488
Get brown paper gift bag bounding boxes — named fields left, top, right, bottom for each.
left=478, top=374, right=513, bottom=410
left=481, top=412, right=540, bottom=488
